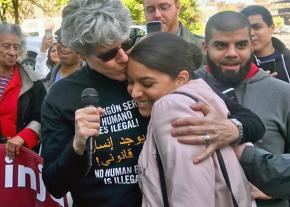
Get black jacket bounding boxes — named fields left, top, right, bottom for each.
left=17, top=67, right=47, bottom=135
left=241, top=146, right=290, bottom=199
left=254, top=37, right=290, bottom=83
left=41, top=65, right=149, bottom=207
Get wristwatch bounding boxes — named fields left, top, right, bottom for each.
left=230, top=118, right=243, bottom=144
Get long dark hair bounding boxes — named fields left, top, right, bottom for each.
left=129, top=32, right=202, bottom=80
left=46, top=44, right=57, bottom=69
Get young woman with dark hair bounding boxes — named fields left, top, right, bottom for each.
left=127, top=32, right=251, bottom=207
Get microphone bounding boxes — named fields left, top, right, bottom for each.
left=81, top=88, right=100, bottom=174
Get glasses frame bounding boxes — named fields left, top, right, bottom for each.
left=94, top=29, right=145, bottom=62
left=144, top=2, right=175, bottom=15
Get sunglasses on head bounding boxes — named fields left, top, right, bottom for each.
left=95, top=28, right=145, bottom=62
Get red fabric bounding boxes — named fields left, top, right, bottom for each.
left=245, top=64, right=259, bottom=80
left=17, top=128, right=38, bottom=149
left=0, top=65, right=38, bottom=149
left=206, top=63, right=259, bottom=80
left=0, top=65, right=21, bottom=138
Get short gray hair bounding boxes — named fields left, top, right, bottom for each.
left=0, top=22, right=26, bottom=58
left=61, top=0, right=132, bottom=55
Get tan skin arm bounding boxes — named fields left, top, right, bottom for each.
left=6, top=136, right=25, bottom=159
left=171, top=102, right=239, bottom=164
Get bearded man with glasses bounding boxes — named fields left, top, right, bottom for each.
left=40, top=0, right=265, bottom=207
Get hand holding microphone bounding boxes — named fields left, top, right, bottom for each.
left=73, top=88, right=103, bottom=172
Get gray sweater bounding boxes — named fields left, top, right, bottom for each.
left=198, top=66, right=290, bottom=207
left=198, top=67, right=290, bottom=154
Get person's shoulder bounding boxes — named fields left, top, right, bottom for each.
left=189, top=33, right=204, bottom=45
left=272, top=37, right=289, bottom=54
left=47, top=67, right=83, bottom=95
left=33, top=78, right=46, bottom=89
left=179, top=23, right=204, bottom=45
left=151, top=91, right=198, bottom=123
left=195, top=67, right=217, bottom=86
left=44, top=75, right=83, bottom=110
left=195, top=67, right=207, bottom=76
left=192, top=33, right=204, bottom=40
left=269, top=77, right=290, bottom=90
left=49, top=71, right=80, bottom=92
left=260, top=73, right=290, bottom=95
left=272, top=37, right=290, bottom=64
left=66, top=66, right=85, bottom=79
left=282, top=46, right=290, bottom=58
left=153, top=85, right=198, bottom=110
left=258, top=68, right=289, bottom=86
left=18, top=63, right=38, bottom=84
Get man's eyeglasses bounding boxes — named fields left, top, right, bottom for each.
left=144, top=3, right=174, bottom=15
left=94, top=28, right=145, bottom=62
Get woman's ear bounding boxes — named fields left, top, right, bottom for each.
left=176, top=70, right=189, bottom=86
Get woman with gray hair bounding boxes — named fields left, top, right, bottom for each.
left=61, top=0, right=133, bottom=58
left=0, top=22, right=46, bottom=158
left=40, top=0, right=149, bottom=206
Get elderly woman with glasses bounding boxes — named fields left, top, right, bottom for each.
left=40, top=0, right=264, bottom=207
left=0, top=22, right=46, bottom=158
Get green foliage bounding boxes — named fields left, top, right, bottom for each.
left=273, top=16, right=284, bottom=29
left=0, top=0, right=69, bottom=23
left=122, top=0, right=145, bottom=24
left=179, top=0, right=202, bottom=35
left=0, top=0, right=13, bottom=21
left=55, top=0, right=69, bottom=8
left=0, top=0, right=11, bottom=6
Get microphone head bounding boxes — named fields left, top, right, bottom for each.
left=81, top=88, right=99, bottom=106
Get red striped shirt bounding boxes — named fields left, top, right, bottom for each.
left=0, top=74, right=12, bottom=98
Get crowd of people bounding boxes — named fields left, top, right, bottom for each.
left=0, top=0, right=290, bottom=207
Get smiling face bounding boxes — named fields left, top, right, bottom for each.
left=248, top=14, right=274, bottom=57
left=203, top=28, right=253, bottom=87
left=57, top=41, right=81, bottom=67
left=143, top=0, right=180, bottom=33
left=49, top=44, right=60, bottom=65
left=127, top=57, right=181, bottom=117
left=0, top=33, right=20, bottom=72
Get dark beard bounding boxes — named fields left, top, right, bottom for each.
left=207, top=55, right=253, bottom=87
